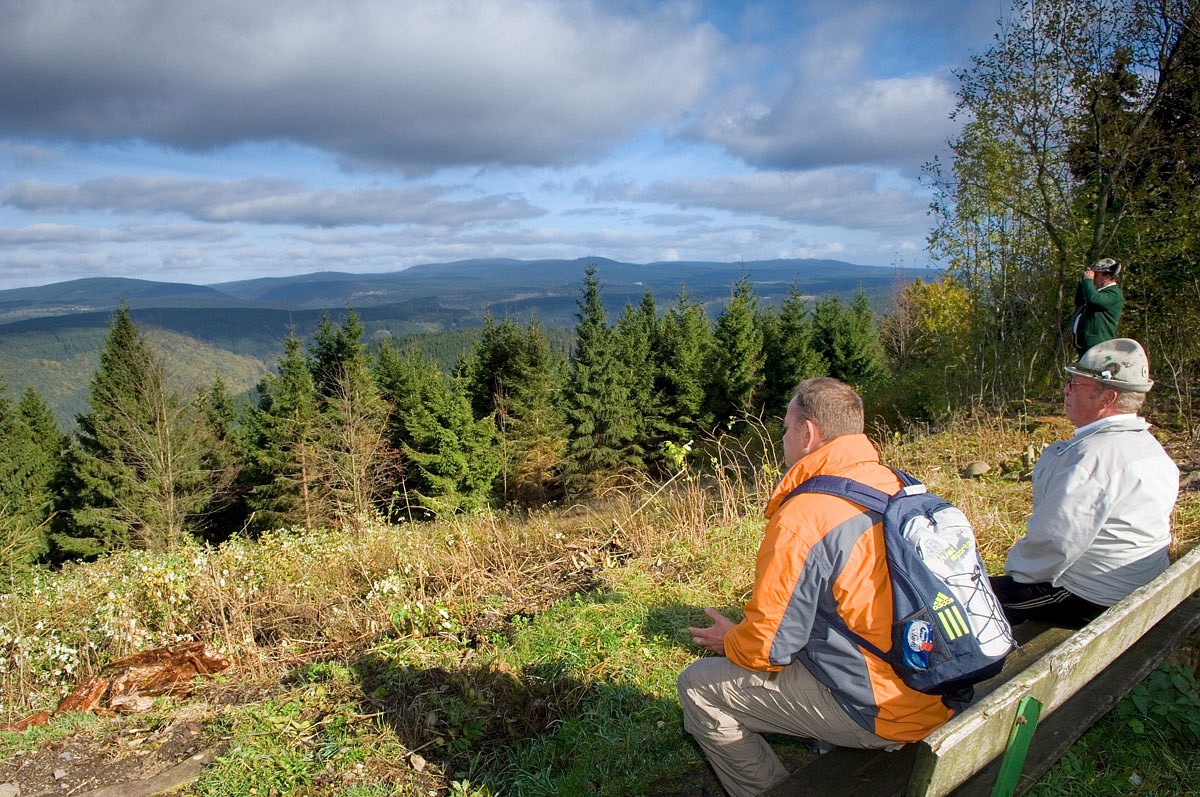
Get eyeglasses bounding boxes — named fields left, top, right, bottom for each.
left=1065, top=378, right=1096, bottom=393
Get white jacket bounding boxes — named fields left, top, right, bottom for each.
left=1005, top=415, right=1179, bottom=606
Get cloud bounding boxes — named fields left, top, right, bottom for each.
left=1, top=177, right=544, bottom=228
left=579, top=169, right=928, bottom=234
left=0, top=0, right=721, bottom=172
left=677, top=0, right=991, bottom=174
left=2, top=142, right=62, bottom=168
left=0, top=223, right=238, bottom=245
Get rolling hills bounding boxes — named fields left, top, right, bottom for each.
left=0, top=257, right=933, bottom=427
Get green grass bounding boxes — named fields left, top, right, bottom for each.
left=1030, top=660, right=1200, bottom=796
left=2, top=415, right=1198, bottom=795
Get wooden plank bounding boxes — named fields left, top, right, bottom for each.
left=761, top=625, right=1073, bottom=797
left=907, top=543, right=1200, bottom=797
left=950, top=596, right=1200, bottom=796
left=761, top=747, right=915, bottom=797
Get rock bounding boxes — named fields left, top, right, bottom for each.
left=0, top=781, right=21, bottom=797
left=961, top=461, right=990, bottom=478
left=409, top=752, right=427, bottom=773
left=1180, top=470, right=1200, bottom=489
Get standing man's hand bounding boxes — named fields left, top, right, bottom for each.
left=688, top=607, right=735, bottom=655
left=1083, top=267, right=1095, bottom=280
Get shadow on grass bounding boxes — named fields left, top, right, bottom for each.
left=349, top=596, right=807, bottom=796
left=641, top=602, right=747, bottom=650
left=353, top=650, right=723, bottom=797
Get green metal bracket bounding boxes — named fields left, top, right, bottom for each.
left=990, top=695, right=1043, bottom=797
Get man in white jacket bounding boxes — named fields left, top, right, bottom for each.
left=991, top=338, right=1179, bottom=628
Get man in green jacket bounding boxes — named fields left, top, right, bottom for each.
left=1071, top=258, right=1123, bottom=355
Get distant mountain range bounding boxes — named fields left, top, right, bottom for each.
left=0, top=257, right=936, bottom=427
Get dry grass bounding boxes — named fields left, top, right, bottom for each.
left=3, top=409, right=1197, bottom=720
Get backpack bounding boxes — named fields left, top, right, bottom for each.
left=783, top=468, right=1015, bottom=706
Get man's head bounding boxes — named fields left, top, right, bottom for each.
left=1091, top=257, right=1121, bottom=287
left=783, top=377, right=863, bottom=466
left=1063, top=338, right=1152, bottom=427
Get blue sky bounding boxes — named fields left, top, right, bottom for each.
left=0, top=0, right=1009, bottom=291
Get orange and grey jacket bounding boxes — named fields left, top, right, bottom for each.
left=723, top=433, right=955, bottom=742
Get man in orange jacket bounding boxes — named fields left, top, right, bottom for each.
left=678, top=377, right=954, bottom=797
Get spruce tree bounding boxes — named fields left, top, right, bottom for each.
left=811, top=290, right=886, bottom=389
left=614, top=292, right=661, bottom=468
left=761, top=285, right=826, bottom=408
left=242, top=332, right=328, bottom=531
left=562, top=267, right=641, bottom=496
left=308, top=310, right=393, bottom=524
left=463, top=317, right=568, bottom=505
left=54, top=305, right=226, bottom=555
left=0, top=384, right=63, bottom=576
left=193, top=377, right=244, bottom=541
left=376, top=342, right=498, bottom=515
left=707, top=276, right=765, bottom=423
left=651, top=286, right=713, bottom=464
left=503, top=320, right=569, bottom=504
left=463, top=315, right=527, bottom=420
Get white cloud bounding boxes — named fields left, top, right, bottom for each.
left=579, top=169, right=928, bottom=233
left=676, top=0, right=991, bottom=175
left=1, top=177, right=544, bottom=228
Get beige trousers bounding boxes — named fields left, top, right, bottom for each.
left=677, top=656, right=900, bottom=797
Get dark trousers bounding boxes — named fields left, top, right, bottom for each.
left=989, top=575, right=1109, bottom=629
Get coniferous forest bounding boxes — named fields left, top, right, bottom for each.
left=1, top=269, right=896, bottom=570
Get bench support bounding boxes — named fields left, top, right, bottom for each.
left=989, top=696, right=1041, bottom=797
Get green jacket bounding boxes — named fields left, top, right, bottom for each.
left=1072, top=278, right=1123, bottom=355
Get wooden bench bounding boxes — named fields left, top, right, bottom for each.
left=763, top=543, right=1200, bottom=797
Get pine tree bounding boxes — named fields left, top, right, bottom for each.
left=811, top=290, right=886, bottom=389
left=0, top=384, right=63, bottom=576
left=308, top=310, right=393, bottom=524
left=651, top=286, right=713, bottom=463
left=707, top=276, right=765, bottom=423
left=243, top=332, right=328, bottom=531
left=54, top=305, right=226, bottom=555
left=562, top=267, right=641, bottom=496
left=376, top=342, right=497, bottom=516
left=761, top=285, right=826, bottom=408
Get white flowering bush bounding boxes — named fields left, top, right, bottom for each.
left=1, top=507, right=612, bottom=713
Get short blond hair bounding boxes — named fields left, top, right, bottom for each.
left=790, top=377, right=864, bottom=441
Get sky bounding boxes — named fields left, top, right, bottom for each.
left=0, top=0, right=1011, bottom=291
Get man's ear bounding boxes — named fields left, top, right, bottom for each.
left=803, top=418, right=824, bottom=454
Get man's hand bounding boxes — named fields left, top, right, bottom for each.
left=688, top=607, right=735, bottom=656
left=1083, top=267, right=1095, bottom=280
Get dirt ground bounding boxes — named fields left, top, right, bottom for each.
left=0, top=715, right=212, bottom=797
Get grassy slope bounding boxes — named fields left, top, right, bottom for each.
left=1, top=415, right=1197, bottom=796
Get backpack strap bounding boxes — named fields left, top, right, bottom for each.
left=780, top=474, right=890, bottom=513
left=779, top=467, right=925, bottom=512
left=779, top=473, right=896, bottom=662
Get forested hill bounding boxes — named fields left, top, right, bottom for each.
left=0, top=257, right=928, bottom=322
left=0, top=257, right=931, bottom=426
